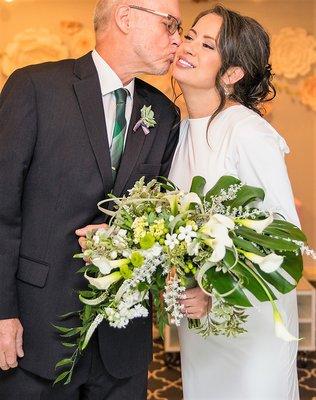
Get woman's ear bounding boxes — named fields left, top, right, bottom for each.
left=114, top=4, right=131, bottom=34
left=222, top=66, right=245, bottom=85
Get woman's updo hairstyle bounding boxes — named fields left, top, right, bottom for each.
left=192, top=5, right=276, bottom=120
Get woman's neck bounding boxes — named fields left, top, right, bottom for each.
left=181, top=86, right=220, bottom=119
left=180, top=85, right=239, bottom=119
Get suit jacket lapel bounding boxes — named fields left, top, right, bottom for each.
left=112, top=88, right=147, bottom=196
left=73, top=53, right=113, bottom=196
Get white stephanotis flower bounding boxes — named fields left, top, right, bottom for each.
left=177, top=225, right=197, bottom=244
left=165, top=233, right=179, bottom=250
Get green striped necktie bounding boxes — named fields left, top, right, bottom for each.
left=111, top=88, right=128, bottom=179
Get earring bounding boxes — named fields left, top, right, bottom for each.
left=223, top=83, right=230, bottom=97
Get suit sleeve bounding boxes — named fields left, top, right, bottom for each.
left=0, top=69, right=38, bottom=319
left=159, top=107, right=180, bottom=178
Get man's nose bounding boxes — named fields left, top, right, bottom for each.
left=171, top=30, right=182, bottom=47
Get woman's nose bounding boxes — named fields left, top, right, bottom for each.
left=183, top=42, right=196, bottom=57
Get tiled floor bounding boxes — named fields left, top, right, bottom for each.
left=148, top=340, right=316, bottom=400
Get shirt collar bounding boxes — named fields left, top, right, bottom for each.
left=92, top=49, right=135, bottom=98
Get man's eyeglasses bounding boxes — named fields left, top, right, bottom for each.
left=129, top=5, right=183, bottom=36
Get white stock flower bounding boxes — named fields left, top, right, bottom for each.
left=142, top=243, right=162, bottom=258
left=244, top=252, right=284, bottom=273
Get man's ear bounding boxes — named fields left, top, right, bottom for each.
left=114, top=4, right=131, bottom=34
left=222, top=66, right=244, bottom=85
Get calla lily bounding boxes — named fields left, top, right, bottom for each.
left=166, top=194, right=179, bottom=216
left=179, top=192, right=203, bottom=213
left=243, top=251, right=284, bottom=273
left=274, top=308, right=299, bottom=342
left=92, top=257, right=130, bottom=275
left=204, top=238, right=227, bottom=262
left=235, top=213, right=273, bottom=234
left=212, top=214, right=235, bottom=229
left=200, top=214, right=234, bottom=240
left=84, top=270, right=123, bottom=290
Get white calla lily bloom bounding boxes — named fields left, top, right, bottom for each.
left=204, top=238, right=227, bottom=262
left=244, top=252, right=284, bottom=273
left=274, top=309, right=299, bottom=342
left=84, top=270, right=122, bottom=290
left=92, top=257, right=129, bottom=275
left=200, top=213, right=234, bottom=262
left=180, top=192, right=203, bottom=213
left=236, top=213, right=274, bottom=234
left=165, top=194, right=179, bottom=215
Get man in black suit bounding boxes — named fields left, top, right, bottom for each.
left=0, top=0, right=181, bottom=398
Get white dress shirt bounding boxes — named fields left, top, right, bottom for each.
left=91, top=49, right=135, bottom=148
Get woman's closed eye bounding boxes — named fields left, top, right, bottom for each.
left=203, top=42, right=215, bottom=50
left=184, top=34, right=193, bottom=41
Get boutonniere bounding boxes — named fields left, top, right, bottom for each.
left=133, top=105, right=157, bottom=135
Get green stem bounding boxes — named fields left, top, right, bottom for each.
left=239, top=260, right=278, bottom=313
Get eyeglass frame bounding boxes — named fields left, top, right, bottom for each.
left=129, top=5, right=183, bottom=36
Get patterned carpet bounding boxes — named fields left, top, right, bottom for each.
left=148, top=340, right=316, bottom=400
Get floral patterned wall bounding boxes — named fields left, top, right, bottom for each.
left=0, top=0, right=315, bottom=248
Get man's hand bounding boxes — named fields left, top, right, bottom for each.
left=179, top=287, right=211, bottom=320
left=75, top=224, right=108, bottom=250
left=0, top=318, right=24, bottom=370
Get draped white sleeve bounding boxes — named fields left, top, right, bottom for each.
left=224, top=115, right=300, bottom=227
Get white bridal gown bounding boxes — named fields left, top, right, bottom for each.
left=168, top=105, right=300, bottom=400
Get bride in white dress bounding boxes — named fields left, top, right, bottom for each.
left=168, top=5, right=299, bottom=400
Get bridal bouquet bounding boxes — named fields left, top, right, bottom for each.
left=55, top=175, right=311, bottom=384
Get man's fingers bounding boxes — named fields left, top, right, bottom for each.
left=16, top=329, right=24, bottom=358
left=0, top=352, right=9, bottom=370
left=186, top=307, right=204, bottom=319
left=4, top=350, right=17, bottom=369
left=75, top=224, right=108, bottom=237
left=78, top=237, right=87, bottom=250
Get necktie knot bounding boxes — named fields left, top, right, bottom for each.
left=114, top=88, right=128, bottom=105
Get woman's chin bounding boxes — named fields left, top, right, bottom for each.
left=172, top=67, right=191, bottom=86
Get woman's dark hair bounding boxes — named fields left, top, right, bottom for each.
left=183, top=5, right=276, bottom=121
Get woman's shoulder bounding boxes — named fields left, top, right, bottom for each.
left=224, top=105, right=289, bottom=154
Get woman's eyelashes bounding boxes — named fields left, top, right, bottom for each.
left=203, top=43, right=215, bottom=50
left=184, top=34, right=215, bottom=50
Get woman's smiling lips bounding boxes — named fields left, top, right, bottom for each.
left=176, top=56, right=196, bottom=69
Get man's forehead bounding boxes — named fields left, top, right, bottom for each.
left=142, top=0, right=181, bottom=18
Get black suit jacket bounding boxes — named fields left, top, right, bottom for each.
left=0, top=52, right=180, bottom=379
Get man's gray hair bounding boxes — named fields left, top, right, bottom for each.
left=94, top=0, right=120, bottom=32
